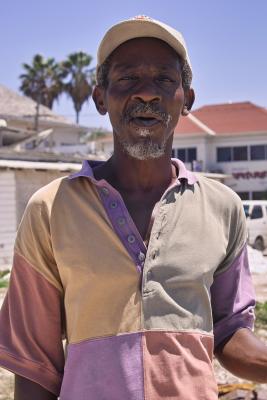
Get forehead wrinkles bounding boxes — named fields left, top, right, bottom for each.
left=110, top=62, right=181, bottom=75
left=107, top=38, right=182, bottom=75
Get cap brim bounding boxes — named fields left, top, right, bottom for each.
left=97, top=18, right=189, bottom=67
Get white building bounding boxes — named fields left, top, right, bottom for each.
left=173, top=102, right=267, bottom=200
left=0, top=84, right=90, bottom=154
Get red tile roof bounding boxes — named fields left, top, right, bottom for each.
left=174, top=102, right=267, bottom=137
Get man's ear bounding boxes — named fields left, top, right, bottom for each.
left=181, top=88, right=195, bottom=116
left=92, top=86, right=107, bottom=115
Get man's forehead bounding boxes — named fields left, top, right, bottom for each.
left=111, top=62, right=180, bottom=71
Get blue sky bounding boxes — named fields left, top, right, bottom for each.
left=1, top=0, right=267, bottom=129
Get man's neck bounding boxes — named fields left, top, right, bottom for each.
left=94, top=140, right=175, bottom=196
left=109, top=152, right=174, bottom=194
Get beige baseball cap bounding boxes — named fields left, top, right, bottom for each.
left=97, top=15, right=192, bottom=77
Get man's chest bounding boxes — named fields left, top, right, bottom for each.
left=52, top=182, right=226, bottom=297
left=50, top=181, right=230, bottom=346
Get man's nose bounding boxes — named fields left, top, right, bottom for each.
left=131, top=80, right=161, bottom=103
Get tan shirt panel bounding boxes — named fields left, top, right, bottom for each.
left=49, top=178, right=142, bottom=343
left=15, top=178, right=65, bottom=292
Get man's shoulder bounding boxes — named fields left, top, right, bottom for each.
left=28, top=176, right=68, bottom=208
left=26, top=173, right=96, bottom=218
left=196, top=175, right=244, bottom=215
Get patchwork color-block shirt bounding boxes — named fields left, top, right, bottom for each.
left=0, top=159, right=255, bottom=399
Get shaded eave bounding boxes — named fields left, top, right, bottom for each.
left=0, top=114, right=90, bottom=133
left=0, top=159, right=82, bottom=172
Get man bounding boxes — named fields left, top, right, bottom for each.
left=0, top=15, right=267, bottom=400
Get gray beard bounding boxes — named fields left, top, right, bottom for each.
left=117, top=128, right=168, bottom=160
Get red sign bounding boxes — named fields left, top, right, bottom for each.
left=233, top=171, right=267, bottom=179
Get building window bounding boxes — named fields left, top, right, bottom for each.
left=217, top=146, right=248, bottom=162
left=233, top=146, right=248, bottom=161
left=218, top=144, right=267, bottom=162
left=174, top=147, right=197, bottom=163
left=217, top=147, right=231, bottom=162
left=252, top=191, right=267, bottom=200
left=237, top=192, right=250, bottom=200
left=187, top=148, right=197, bottom=162
left=250, top=145, right=267, bottom=160
left=177, top=148, right=186, bottom=161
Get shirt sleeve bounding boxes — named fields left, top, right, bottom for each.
left=0, top=191, right=65, bottom=396
left=211, top=196, right=256, bottom=350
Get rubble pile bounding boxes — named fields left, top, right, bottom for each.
left=218, top=383, right=267, bottom=399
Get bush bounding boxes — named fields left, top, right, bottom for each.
left=0, top=269, right=10, bottom=288
left=255, top=302, right=267, bottom=328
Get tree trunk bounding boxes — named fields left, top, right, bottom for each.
left=76, top=110, right=79, bottom=125
left=34, top=101, right=40, bottom=132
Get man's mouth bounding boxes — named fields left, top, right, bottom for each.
left=131, top=116, right=161, bottom=127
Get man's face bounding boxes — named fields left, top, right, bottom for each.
left=95, top=38, right=188, bottom=160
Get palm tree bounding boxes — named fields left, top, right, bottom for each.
left=19, top=54, right=64, bottom=108
left=61, top=52, right=95, bottom=124
left=19, top=54, right=65, bottom=130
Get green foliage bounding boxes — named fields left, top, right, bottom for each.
left=19, top=54, right=65, bottom=109
left=89, top=130, right=110, bottom=140
left=0, top=270, right=10, bottom=288
left=0, top=269, right=10, bottom=279
left=61, top=51, right=96, bottom=124
left=19, top=51, right=96, bottom=125
left=255, top=302, right=267, bottom=328
left=0, top=279, right=8, bottom=288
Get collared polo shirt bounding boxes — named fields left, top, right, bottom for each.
left=0, top=159, right=255, bottom=399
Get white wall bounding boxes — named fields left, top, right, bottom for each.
left=15, top=169, right=66, bottom=225
left=207, top=134, right=267, bottom=195
left=0, top=171, right=16, bottom=268
left=0, top=169, right=67, bottom=269
left=173, top=132, right=267, bottom=198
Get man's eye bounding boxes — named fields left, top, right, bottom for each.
left=157, top=76, right=175, bottom=83
left=119, top=76, right=137, bottom=81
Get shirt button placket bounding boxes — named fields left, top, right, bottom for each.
left=127, top=234, right=136, bottom=244
left=138, top=252, right=145, bottom=262
left=110, top=201, right=118, bottom=209
left=117, top=216, right=126, bottom=226
left=101, top=187, right=109, bottom=196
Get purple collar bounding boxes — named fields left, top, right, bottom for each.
left=69, top=159, right=198, bottom=186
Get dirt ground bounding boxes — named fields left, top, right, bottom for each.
left=1, top=275, right=267, bottom=399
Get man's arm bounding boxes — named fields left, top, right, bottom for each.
left=0, top=195, right=65, bottom=397
left=215, top=328, right=267, bottom=383
left=15, top=375, right=57, bottom=400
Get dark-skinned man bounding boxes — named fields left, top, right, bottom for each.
left=0, top=15, right=267, bottom=400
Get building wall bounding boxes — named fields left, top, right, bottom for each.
left=50, top=128, right=81, bottom=146
left=0, top=171, right=16, bottom=268
left=4, top=117, right=82, bottom=149
left=15, top=169, right=66, bottom=225
left=173, top=132, right=267, bottom=199
left=207, top=134, right=267, bottom=199
left=0, top=169, right=67, bottom=269
left=99, top=141, right=114, bottom=157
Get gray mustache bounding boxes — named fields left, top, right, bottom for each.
left=123, top=103, right=170, bottom=126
